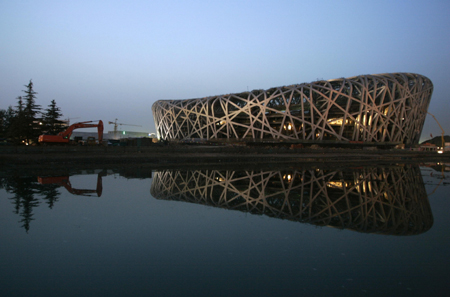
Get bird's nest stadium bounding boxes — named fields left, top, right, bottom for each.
left=152, top=73, right=433, bottom=146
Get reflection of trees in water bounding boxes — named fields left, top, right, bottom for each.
left=40, top=183, right=60, bottom=208
left=0, top=168, right=152, bottom=232
left=151, top=165, right=432, bottom=236
left=1, top=176, right=61, bottom=232
left=0, top=176, right=53, bottom=232
left=0, top=174, right=93, bottom=232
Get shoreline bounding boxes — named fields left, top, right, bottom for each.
left=1, top=145, right=448, bottom=169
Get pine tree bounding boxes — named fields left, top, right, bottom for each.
left=0, top=109, right=6, bottom=138
left=3, top=80, right=66, bottom=144
left=7, top=96, right=28, bottom=144
left=22, top=80, right=42, bottom=144
left=43, top=99, right=64, bottom=134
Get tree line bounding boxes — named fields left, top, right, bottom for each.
left=0, top=80, right=65, bottom=145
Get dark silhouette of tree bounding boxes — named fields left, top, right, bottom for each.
left=5, top=176, right=40, bottom=233
left=22, top=80, right=42, bottom=144
left=40, top=184, right=60, bottom=209
left=42, top=99, right=65, bottom=135
left=7, top=97, right=28, bottom=144
left=19, top=194, right=39, bottom=233
left=2, top=80, right=68, bottom=144
left=0, top=109, right=8, bottom=139
left=5, top=106, right=16, bottom=132
left=2, top=174, right=65, bottom=232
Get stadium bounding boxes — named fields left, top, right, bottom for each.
left=152, top=73, right=433, bottom=146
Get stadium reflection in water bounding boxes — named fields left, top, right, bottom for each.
left=151, top=165, right=433, bottom=235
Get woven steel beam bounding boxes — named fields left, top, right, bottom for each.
left=152, top=73, right=433, bottom=145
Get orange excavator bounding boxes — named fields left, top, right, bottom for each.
left=38, top=120, right=103, bottom=144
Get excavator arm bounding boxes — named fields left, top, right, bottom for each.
left=39, top=120, right=103, bottom=144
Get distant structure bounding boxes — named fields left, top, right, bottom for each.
left=152, top=73, right=433, bottom=146
left=71, top=131, right=154, bottom=141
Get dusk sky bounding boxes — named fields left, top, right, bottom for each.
left=1, top=0, right=449, bottom=141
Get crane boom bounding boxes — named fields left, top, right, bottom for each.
left=427, top=112, right=445, bottom=150
left=109, top=119, right=141, bottom=138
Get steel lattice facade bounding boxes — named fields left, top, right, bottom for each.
left=152, top=73, right=433, bottom=145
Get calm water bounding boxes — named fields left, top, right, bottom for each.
left=1, top=163, right=449, bottom=297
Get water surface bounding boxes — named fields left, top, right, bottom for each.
left=1, top=163, right=449, bottom=296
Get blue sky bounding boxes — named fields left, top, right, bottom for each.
left=1, top=0, right=449, bottom=141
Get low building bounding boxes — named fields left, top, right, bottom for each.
left=71, top=131, right=156, bottom=141
left=106, top=130, right=155, bottom=140
left=419, top=143, right=437, bottom=152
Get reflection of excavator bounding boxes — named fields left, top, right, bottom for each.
left=38, top=120, right=104, bottom=144
left=38, top=172, right=106, bottom=197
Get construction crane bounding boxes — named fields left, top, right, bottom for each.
left=427, top=112, right=445, bottom=152
left=108, top=118, right=142, bottom=139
